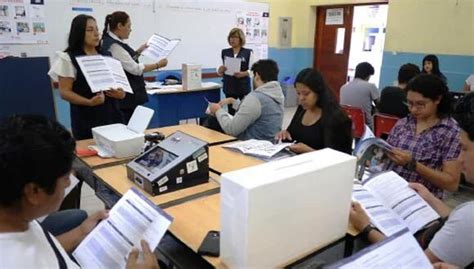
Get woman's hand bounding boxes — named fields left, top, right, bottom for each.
left=233, top=71, right=248, bottom=78
left=349, top=202, right=370, bottom=231
left=289, top=143, right=313, bottom=154
left=79, top=210, right=108, bottom=237
left=274, top=130, right=292, bottom=142
left=387, top=148, right=413, bottom=166
left=105, top=88, right=126, bottom=99
left=136, top=44, right=149, bottom=55
left=218, top=65, right=227, bottom=75
left=88, top=92, right=105, bottom=106
left=218, top=97, right=236, bottom=106
left=157, top=59, right=168, bottom=69
left=125, top=240, right=160, bottom=269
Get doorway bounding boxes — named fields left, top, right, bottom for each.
left=314, top=3, right=388, bottom=98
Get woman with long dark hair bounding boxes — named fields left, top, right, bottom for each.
left=275, top=68, right=352, bottom=154
left=422, top=54, right=447, bottom=84
left=102, top=11, right=168, bottom=122
left=386, top=74, right=461, bottom=198
left=48, top=14, right=125, bottom=139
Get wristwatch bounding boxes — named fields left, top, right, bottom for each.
left=361, top=223, right=378, bottom=238
left=405, top=158, right=417, bottom=171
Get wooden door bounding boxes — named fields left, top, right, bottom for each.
left=314, top=5, right=354, bottom=100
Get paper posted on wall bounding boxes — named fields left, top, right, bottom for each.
left=353, top=137, right=394, bottom=180
left=141, top=34, right=180, bottom=62
left=352, top=171, right=440, bottom=236
left=73, top=188, right=173, bottom=269
left=75, top=55, right=133, bottom=94
left=326, top=229, right=432, bottom=269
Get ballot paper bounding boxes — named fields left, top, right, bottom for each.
left=73, top=188, right=173, bottom=269
left=326, top=229, right=432, bottom=269
left=75, top=55, right=133, bottom=94
left=353, top=171, right=440, bottom=236
left=142, top=34, right=180, bottom=62
left=224, top=56, right=242, bottom=76
left=223, top=139, right=294, bottom=159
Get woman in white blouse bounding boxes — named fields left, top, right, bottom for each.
left=48, top=14, right=125, bottom=140
left=101, top=11, right=168, bottom=122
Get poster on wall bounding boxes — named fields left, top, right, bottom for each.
left=325, top=8, right=344, bottom=25
left=236, top=10, right=269, bottom=59
left=0, top=0, right=48, bottom=44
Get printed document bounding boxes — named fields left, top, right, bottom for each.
left=73, top=188, right=173, bottom=269
left=142, top=34, right=180, bottom=62
left=224, top=56, right=242, bottom=76
left=76, top=55, right=133, bottom=94
left=326, top=229, right=432, bottom=269
left=353, top=171, right=439, bottom=236
left=223, top=139, right=293, bottom=159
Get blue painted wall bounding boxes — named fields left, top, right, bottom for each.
left=379, top=52, right=474, bottom=92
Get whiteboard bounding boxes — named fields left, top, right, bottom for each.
left=7, top=0, right=269, bottom=69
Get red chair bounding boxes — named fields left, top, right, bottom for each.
left=341, top=105, right=366, bottom=138
left=374, top=113, right=400, bottom=138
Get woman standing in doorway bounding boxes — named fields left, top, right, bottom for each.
left=48, top=14, right=125, bottom=140
left=217, top=28, right=256, bottom=115
left=102, top=11, right=168, bottom=123
left=422, top=54, right=447, bottom=85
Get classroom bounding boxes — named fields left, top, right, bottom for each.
left=0, top=0, right=473, bottom=268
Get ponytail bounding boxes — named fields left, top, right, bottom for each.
left=103, top=14, right=111, bottom=37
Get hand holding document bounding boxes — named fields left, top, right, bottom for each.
left=76, top=55, right=133, bottom=94
left=224, top=56, right=242, bottom=76
left=73, top=188, right=173, bottom=269
left=327, top=229, right=432, bottom=269
left=141, top=34, right=180, bottom=62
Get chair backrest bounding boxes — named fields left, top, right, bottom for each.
left=341, top=105, right=365, bottom=138
left=374, top=113, right=400, bottom=138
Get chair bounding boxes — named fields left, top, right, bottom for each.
left=155, top=71, right=182, bottom=83
left=374, top=113, right=400, bottom=138
left=341, top=105, right=366, bottom=138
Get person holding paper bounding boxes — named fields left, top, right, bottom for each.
left=209, top=59, right=284, bottom=141
left=217, top=28, right=256, bottom=115
left=102, top=11, right=168, bottom=122
left=385, top=74, right=461, bottom=198
left=48, top=14, right=125, bottom=140
left=350, top=93, right=474, bottom=268
left=0, top=115, right=160, bottom=269
left=274, top=68, right=352, bottom=154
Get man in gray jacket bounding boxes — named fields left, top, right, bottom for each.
left=209, top=59, right=284, bottom=141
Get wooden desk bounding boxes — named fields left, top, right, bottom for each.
left=75, top=125, right=236, bottom=170
left=165, top=193, right=357, bottom=268
left=208, top=144, right=263, bottom=175
left=153, top=124, right=236, bottom=146
left=94, top=164, right=220, bottom=209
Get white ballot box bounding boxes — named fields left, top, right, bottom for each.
left=220, top=148, right=356, bottom=268
left=182, top=63, right=202, bottom=90
left=92, top=106, right=154, bottom=158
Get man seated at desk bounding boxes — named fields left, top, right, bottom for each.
left=209, top=59, right=284, bottom=141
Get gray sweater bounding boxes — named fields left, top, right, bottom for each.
left=216, top=81, right=284, bottom=141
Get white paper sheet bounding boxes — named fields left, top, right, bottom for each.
left=223, top=139, right=293, bottom=159
left=73, top=188, right=172, bottom=269
left=75, top=55, right=133, bottom=94
left=142, top=34, right=180, bottom=62
left=363, top=171, right=440, bottom=234
left=327, top=229, right=432, bottom=269
left=224, top=56, right=242, bottom=76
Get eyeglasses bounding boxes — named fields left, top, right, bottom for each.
left=404, top=100, right=430, bottom=110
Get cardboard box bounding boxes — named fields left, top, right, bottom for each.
left=92, top=106, right=154, bottom=158
left=220, top=149, right=356, bottom=268
left=182, top=63, right=202, bottom=90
